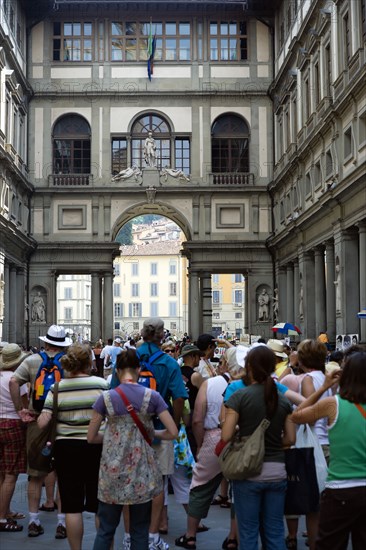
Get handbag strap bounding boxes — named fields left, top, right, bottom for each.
left=355, top=404, right=366, bottom=419
left=49, top=382, right=59, bottom=443
left=114, top=386, right=152, bottom=446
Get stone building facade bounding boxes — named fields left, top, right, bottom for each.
left=0, top=0, right=365, bottom=345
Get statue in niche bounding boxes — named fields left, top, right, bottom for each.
left=272, top=288, right=279, bottom=322
left=143, top=131, right=157, bottom=167
left=334, top=262, right=341, bottom=313
left=111, top=165, right=142, bottom=182
left=31, top=291, right=46, bottom=323
left=258, top=288, right=270, bottom=321
left=299, top=285, right=304, bottom=320
left=160, top=166, right=190, bottom=182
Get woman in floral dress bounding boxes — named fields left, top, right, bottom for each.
left=88, top=348, right=178, bottom=550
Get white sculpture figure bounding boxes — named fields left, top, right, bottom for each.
left=31, top=291, right=46, bottom=322
left=273, top=288, right=279, bottom=321
left=299, top=285, right=304, bottom=320
left=143, top=131, right=157, bottom=167
left=112, top=166, right=142, bottom=182
left=161, top=166, right=190, bottom=182
left=258, top=288, right=269, bottom=321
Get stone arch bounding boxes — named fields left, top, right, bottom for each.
left=111, top=201, right=193, bottom=242
left=128, top=109, right=176, bottom=134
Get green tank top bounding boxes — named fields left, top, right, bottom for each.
left=327, top=396, right=366, bottom=481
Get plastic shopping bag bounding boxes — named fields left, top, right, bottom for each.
left=295, top=424, right=328, bottom=493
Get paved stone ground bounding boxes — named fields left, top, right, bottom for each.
left=1, top=474, right=349, bottom=550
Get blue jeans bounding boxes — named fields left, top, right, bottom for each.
left=93, top=500, right=152, bottom=550
left=233, top=479, right=287, bottom=550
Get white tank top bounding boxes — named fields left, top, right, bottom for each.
left=204, top=375, right=229, bottom=430
left=302, top=370, right=332, bottom=444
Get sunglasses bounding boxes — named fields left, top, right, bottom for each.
left=165, top=349, right=175, bottom=353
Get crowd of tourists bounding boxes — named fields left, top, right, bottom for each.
left=0, top=321, right=365, bottom=550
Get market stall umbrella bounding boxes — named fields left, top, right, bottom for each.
left=271, top=322, right=302, bottom=336
left=357, top=310, right=366, bottom=319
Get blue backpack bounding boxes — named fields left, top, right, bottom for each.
left=109, top=349, right=164, bottom=390
left=33, top=351, right=65, bottom=412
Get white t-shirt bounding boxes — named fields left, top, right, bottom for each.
left=0, top=370, right=28, bottom=419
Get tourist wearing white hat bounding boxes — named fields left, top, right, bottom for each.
left=9, top=324, right=71, bottom=539
left=0, top=344, right=31, bottom=532
left=267, top=339, right=292, bottom=380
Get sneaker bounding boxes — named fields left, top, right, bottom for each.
left=285, top=536, right=297, bottom=550
left=55, top=523, right=67, bottom=539
left=123, top=538, right=131, bottom=550
left=149, top=536, right=169, bottom=550
left=28, top=522, right=44, bottom=537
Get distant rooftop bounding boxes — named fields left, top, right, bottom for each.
left=119, top=240, right=183, bottom=257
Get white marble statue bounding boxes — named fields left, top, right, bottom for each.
left=143, top=132, right=157, bottom=167
left=258, top=288, right=270, bottom=321
left=31, top=291, right=46, bottom=323
left=160, top=166, right=190, bottom=182
left=112, top=165, right=142, bottom=181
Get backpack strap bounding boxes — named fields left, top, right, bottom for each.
left=355, top=404, right=366, bottom=419
left=114, top=386, right=152, bottom=446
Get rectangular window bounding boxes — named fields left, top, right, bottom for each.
left=133, top=322, right=139, bottom=330
left=303, top=76, right=310, bottom=121
left=114, top=303, right=123, bottom=317
left=169, top=282, right=177, bottom=296
left=212, top=290, right=221, bottom=304
left=169, top=261, right=177, bottom=275
left=111, top=21, right=191, bottom=62
left=150, top=283, right=158, bottom=297
left=169, top=302, right=177, bottom=316
left=131, top=283, right=139, bottom=297
left=359, top=111, right=366, bottom=147
left=175, top=138, right=190, bottom=174
left=305, top=172, right=312, bottom=196
left=235, top=312, right=242, bottom=319
left=314, top=162, right=322, bottom=188
left=129, top=302, right=142, bottom=317
left=64, top=287, right=72, bottom=299
left=114, top=321, right=120, bottom=330
left=64, top=307, right=72, bottom=320
left=114, top=263, right=120, bottom=276
left=131, top=263, right=139, bottom=276
left=112, top=139, right=127, bottom=175
left=213, top=312, right=220, bottom=319
left=344, top=127, right=353, bottom=159
left=53, top=22, right=93, bottom=62
left=85, top=304, right=91, bottom=320
left=151, top=262, right=158, bottom=275
left=210, top=21, right=247, bottom=61
left=150, top=302, right=159, bottom=316
left=343, top=13, right=351, bottom=65
left=313, top=62, right=320, bottom=106
left=233, top=289, right=243, bottom=304
left=170, top=322, right=177, bottom=330
left=212, top=274, right=219, bottom=284
left=326, top=150, right=333, bottom=176
left=114, top=283, right=121, bottom=297
left=234, top=274, right=243, bottom=283
left=324, top=44, right=331, bottom=97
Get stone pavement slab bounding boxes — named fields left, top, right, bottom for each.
left=0, top=474, right=350, bottom=550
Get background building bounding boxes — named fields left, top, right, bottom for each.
left=0, top=0, right=365, bottom=346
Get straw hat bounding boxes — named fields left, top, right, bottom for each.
left=0, top=343, right=31, bottom=370
left=266, top=339, right=288, bottom=359
left=39, top=325, right=72, bottom=347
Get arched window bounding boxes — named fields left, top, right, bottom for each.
left=131, top=114, right=171, bottom=169
left=53, top=115, right=91, bottom=174
left=211, top=114, right=249, bottom=173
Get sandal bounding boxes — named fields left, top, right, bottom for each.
left=39, top=502, right=57, bottom=512
left=175, top=534, right=197, bottom=549
left=211, top=494, right=229, bottom=506
left=6, top=512, right=25, bottom=520
left=197, top=524, right=210, bottom=532
left=0, top=519, right=23, bottom=532
left=222, top=537, right=238, bottom=549
left=285, top=536, right=297, bottom=550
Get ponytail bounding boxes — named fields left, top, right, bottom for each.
left=264, top=376, right=278, bottom=418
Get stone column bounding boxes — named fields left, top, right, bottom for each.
left=340, top=229, right=359, bottom=335
left=201, top=271, right=212, bottom=334
left=314, top=246, right=326, bottom=337
left=103, top=271, right=114, bottom=341
left=188, top=270, right=200, bottom=340
left=299, top=250, right=316, bottom=338
left=325, top=241, right=336, bottom=343
left=293, top=260, right=300, bottom=326
left=3, top=262, right=10, bottom=341
left=244, top=274, right=249, bottom=335
left=286, top=264, right=294, bottom=322
left=91, top=272, right=101, bottom=343
left=16, top=268, right=26, bottom=344
left=9, top=265, right=17, bottom=342
left=358, top=222, right=366, bottom=343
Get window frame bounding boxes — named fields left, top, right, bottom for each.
left=53, top=21, right=93, bottom=62
left=209, top=20, right=248, bottom=62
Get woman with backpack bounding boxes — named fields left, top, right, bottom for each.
left=37, top=343, right=108, bottom=550
left=88, top=348, right=178, bottom=550
left=219, top=346, right=296, bottom=550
